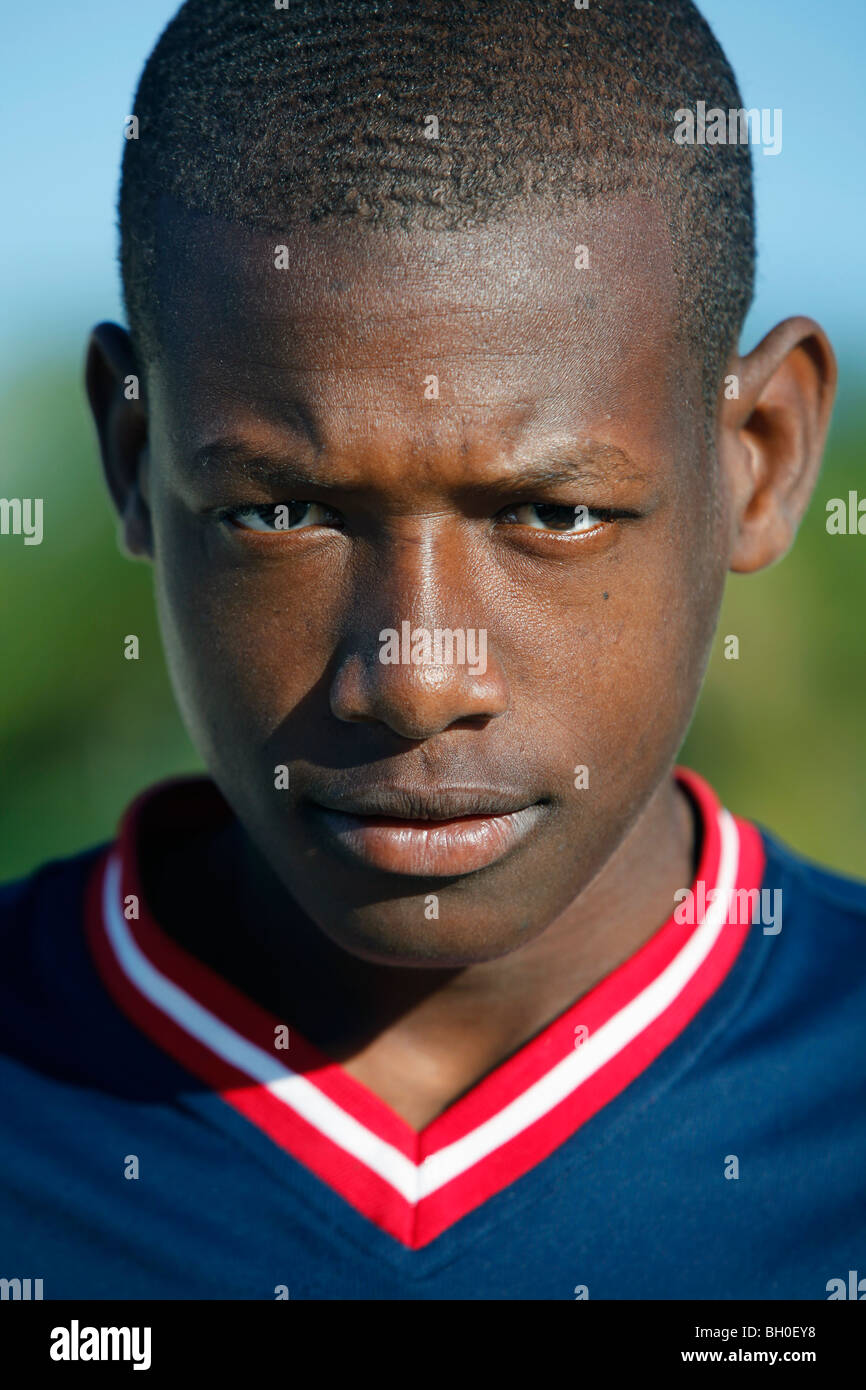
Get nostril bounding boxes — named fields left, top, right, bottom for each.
left=453, top=713, right=499, bottom=731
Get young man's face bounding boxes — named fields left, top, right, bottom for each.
left=117, top=197, right=731, bottom=963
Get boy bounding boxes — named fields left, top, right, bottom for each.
left=1, top=0, right=863, bottom=1299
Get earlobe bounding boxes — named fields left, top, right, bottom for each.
left=719, top=316, right=837, bottom=574
left=85, top=322, right=153, bottom=559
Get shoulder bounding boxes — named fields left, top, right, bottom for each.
left=0, top=844, right=107, bottom=924
left=760, top=826, right=866, bottom=928
left=749, top=824, right=866, bottom=1020
left=0, top=844, right=108, bottom=993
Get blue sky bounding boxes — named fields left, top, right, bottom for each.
left=2, top=0, right=864, bottom=388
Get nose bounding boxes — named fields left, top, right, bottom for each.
left=329, top=527, right=510, bottom=740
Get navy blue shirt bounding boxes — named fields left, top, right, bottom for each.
left=1, top=769, right=864, bottom=1299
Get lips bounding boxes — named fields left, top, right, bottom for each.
left=305, top=788, right=546, bottom=877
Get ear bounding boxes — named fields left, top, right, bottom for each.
left=85, top=322, right=152, bottom=559
left=717, top=316, right=837, bottom=573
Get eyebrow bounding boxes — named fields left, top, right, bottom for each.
left=487, top=445, right=647, bottom=491
left=190, top=440, right=316, bottom=484
left=186, top=437, right=646, bottom=493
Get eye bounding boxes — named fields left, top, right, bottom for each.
left=497, top=503, right=607, bottom=534
left=224, top=502, right=344, bottom=533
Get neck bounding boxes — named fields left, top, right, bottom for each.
left=144, top=771, right=697, bottom=1127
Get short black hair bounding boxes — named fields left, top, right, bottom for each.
left=119, top=0, right=755, bottom=413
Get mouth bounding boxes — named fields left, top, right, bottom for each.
left=305, top=788, right=547, bottom=878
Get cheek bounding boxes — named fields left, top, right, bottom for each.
left=151, top=505, right=339, bottom=763
left=513, top=546, right=716, bottom=762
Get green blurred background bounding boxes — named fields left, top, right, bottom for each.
left=0, top=356, right=864, bottom=881
left=1, top=0, right=864, bottom=882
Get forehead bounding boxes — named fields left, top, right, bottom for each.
left=150, top=195, right=695, bottom=467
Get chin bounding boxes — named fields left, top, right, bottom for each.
left=310, top=897, right=545, bottom=968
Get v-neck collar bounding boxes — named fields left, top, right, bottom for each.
left=85, top=767, right=765, bottom=1249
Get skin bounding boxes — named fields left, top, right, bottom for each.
left=86, top=194, right=835, bottom=1127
